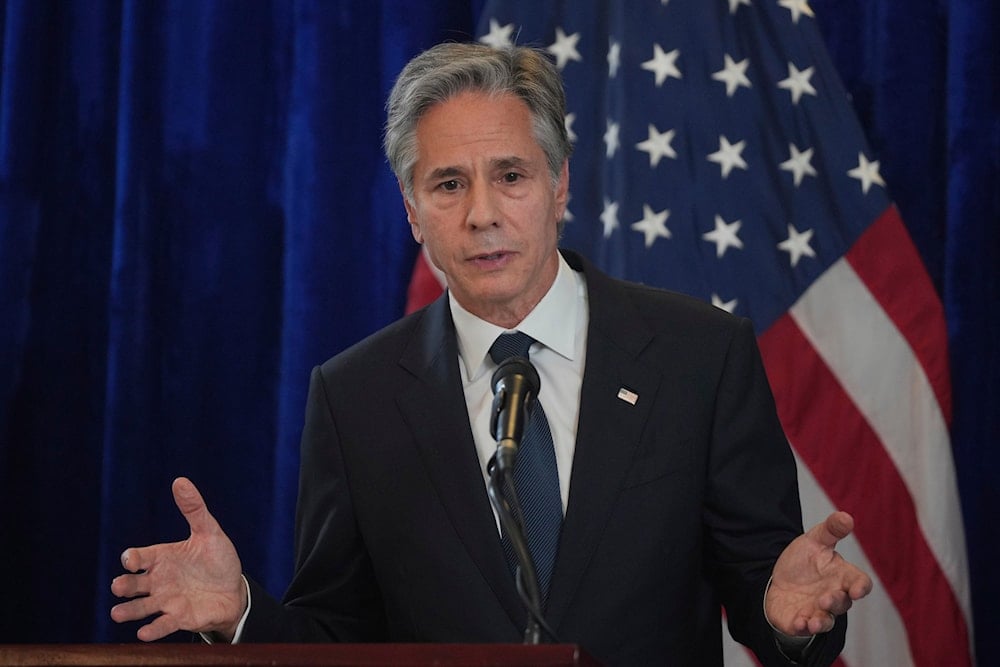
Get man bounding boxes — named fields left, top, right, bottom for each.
left=111, top=43, right=871, bottom=666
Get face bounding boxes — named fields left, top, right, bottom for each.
left=402, top=91, right=569, bottom=328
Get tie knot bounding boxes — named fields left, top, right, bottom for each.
left=489, top=331, right=536, bottom=364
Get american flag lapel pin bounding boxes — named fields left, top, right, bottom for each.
left=617, top=387, right=639, bottom=405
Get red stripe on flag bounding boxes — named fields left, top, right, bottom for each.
left=405, top=251, right=444, bottom=314
left=759, top=315, right=971, bottom=666
left=845, top=207, right=952, bottom=424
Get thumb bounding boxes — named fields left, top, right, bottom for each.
left=172, top=476, right=218, bottom=536
left=811, top=510, right=855, bottom=548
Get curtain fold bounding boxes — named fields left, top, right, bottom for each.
left=266, top=0, right=477, bottom=597
left=942, top=3, right=1000, bottom=663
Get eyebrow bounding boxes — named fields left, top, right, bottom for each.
left=427, top=166, right=463, bottom=182
left=492, top=156, right=531, bottom=172
left=426, top=156, right=532, bottom=182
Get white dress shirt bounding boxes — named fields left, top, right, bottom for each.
left=448, top=254, right=589, bottom=514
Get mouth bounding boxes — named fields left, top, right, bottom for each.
left=468, top=249, right=514, bottom=267
left=471, top=249, right=512, bottom=260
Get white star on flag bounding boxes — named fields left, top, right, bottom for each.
left=703, top=215, right=744, bottom=257
left=479, top=19, right=515, bottom=49
left=778, top=0, right=815, bottom=24
left=631, top=204, right=672, bottom=248
left=848, top=152, right=887, bottom=194
left=780, top=143, right=818, bottom=186
left=636, top=124, right=677, bottom=167
left=707, top=135, right=748, bottom=178
left=565, top=113, right=577, bottom=143
left=604, top=119, right=620, bottom=158
left=777, top=224, right=816, bottom=266
left=548, top=27, right=582, bottom=70
left=711, top=293, right=739, bottom=313
left=608, top=41, right=621, bottom=78
left=777, top=62, right=818, bottom=104
left=729, top=0, right=752, bottom=12
left=563, top=192, right=574, bottom=223
left=712, top=54, right=752, bottom=97
left=600, top=198, right=620, bottom=238
left=641, top=44, right=682, bottom=87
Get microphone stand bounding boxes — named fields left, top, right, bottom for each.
left=487, top=452, right=557, bottom=644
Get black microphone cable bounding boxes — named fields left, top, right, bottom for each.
left=486, top=355, right=559, bottom=644
left=487, top=454, right=558, bottom=644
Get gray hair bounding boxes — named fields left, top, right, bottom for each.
left=384, top=42, right=573, bottom=201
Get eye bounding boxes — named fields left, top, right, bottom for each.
left=501, top=172, right=521, bottom=184
left=438, top=179, right=460, bottom=191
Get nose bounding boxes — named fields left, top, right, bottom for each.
left=465, top=180, right=500, bottom=230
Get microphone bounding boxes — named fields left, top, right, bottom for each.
left=486, top=354, right=555, bottom=644
left=489, top=356, right=540, bottom=473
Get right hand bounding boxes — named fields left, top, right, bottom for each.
left=110, top=477, right=247, bottom=642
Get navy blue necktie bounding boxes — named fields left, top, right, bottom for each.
left=489, top=331, right=562, bottom=603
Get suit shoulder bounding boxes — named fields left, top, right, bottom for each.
left=317, top=306, right=428, bottom=378
left=567, top=249, right=747, bottom=337
left=610, top=275, right=747, bottom=336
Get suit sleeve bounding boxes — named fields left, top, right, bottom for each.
left=241, top=366, right=387, bottom=642
left=705, top=317, right=846, bottom=666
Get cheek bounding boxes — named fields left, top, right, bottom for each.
left=412, top=223, right=452, bottom=269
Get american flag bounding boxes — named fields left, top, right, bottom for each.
left=404, top=2, right=972, bottom=664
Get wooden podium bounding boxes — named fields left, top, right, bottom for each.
left=0, top=643, right=600, bottom=666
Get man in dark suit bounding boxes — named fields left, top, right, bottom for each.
left=111, top=43, right=871, bottom=665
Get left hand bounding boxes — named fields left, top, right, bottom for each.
left=765, top=510, right=873, bottom=636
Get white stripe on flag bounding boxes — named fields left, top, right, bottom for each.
left=795, top=450, right=914, bottom=666
left=721, top=622, right=757, bottom=667
left=789, top=257, right=971, bottom=621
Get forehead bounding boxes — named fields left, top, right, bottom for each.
left=413, top=91, right=542, bottom=164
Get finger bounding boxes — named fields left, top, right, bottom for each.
left=120, top=548, right=138, bottom=572
left=819, top=590, right=853, bottom=617
left=110, top=595, right=161, bottom=624
left=172, top=477, right=218, bottom=536
left=828, top=560, right=874, bottom=602
left=807, top=611, right=837, bottom=635
left=809, top=510, right=855, bottom=549
left=119, top=546, right=155, bottom=573
left=136, top=614, right=181, bottom=642
left=849, top=569, right=874, bottom=599
left=825, top=510, right=855, bottom=539
left=110, top=573, right=149, bottom=599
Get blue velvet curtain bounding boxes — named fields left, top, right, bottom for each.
left=0, top=1, right=995, bottom=663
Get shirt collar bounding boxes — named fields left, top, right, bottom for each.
left=450, top=253, right=581, bottom=381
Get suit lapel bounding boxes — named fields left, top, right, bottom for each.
left=544, top=253, right=662, bottom=630
left=395, top=296, right=525, bottom=629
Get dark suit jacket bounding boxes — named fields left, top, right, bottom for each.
left=243, top=250, right=846, bottom=665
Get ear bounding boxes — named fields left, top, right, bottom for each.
left=399, top=180, right=423, bottom=244
left=554, top=160, right=570, bottom=222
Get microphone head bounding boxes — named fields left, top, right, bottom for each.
left=491, top=356, right=540, bottom=396
left=490, top=356, right=541, bottom=448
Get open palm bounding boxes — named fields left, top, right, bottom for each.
left=110, top=477, right=247, bottom=642
left=765, top=511, right=873, bottom=636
